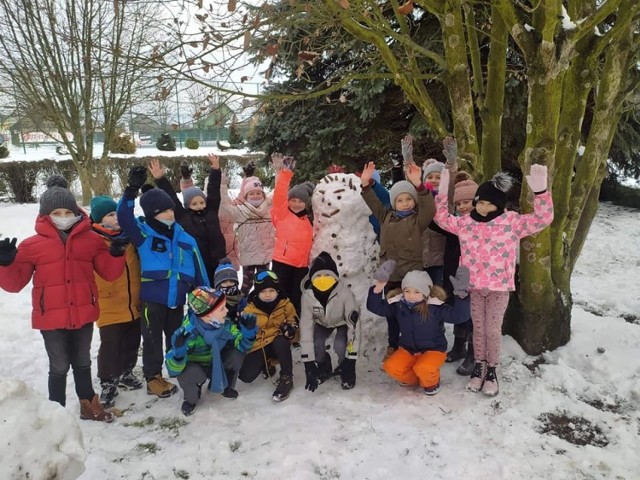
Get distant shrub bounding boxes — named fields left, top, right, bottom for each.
left=185, top=138, right=199, bottom=150
left=111, top=133, right=136, bottom=154
left=157, top=133, right=176, bottom=151
left=0, top=144, right=9, bottom=159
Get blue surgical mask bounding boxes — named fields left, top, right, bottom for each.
left=51, top=215, right=82, bottom=231
left=157, top=218, right=175, bottom=228
left=401, top=298, right=420, bottom=309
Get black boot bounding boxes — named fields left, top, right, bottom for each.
left=446, top=336, right=466, bottom=363
left=272, top=375, right=294, bottom=402
left=456, top=342, right=475, bottom=376
left=317, top=355, right=333, bottom=383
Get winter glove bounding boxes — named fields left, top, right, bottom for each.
left=279, top=322, right=298, bottom=340
left=180, top=162, right=193, bottom=180
left=304, top=361, right=320, bottom=392
left=373, top=259, right=397, bottom=283
left=449, top=265, right=470, bottom=299
left=442, top=136, right=458, bottom=166
left=127, top=165, right=147, bottom=190
left=172, top=333, right=189, bottom=360
left=0, top=237, right=18, bottom=266
left=401, top=134, right=414, bottom=165
left=108, top=236, right=130, bottom=257
left=438, top=168, right=451, bottom=198
left=526, top=164, right=548, bottom=194
left=243, top=161, right=256, bottom=177
left=340, top=358, right=356, bottom=390
left=239, top=313, right=257, bottom=330
left=282, top=155, right=296, bottom=171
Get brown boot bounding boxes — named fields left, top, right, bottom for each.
left=146, top=374, right=178, bottom=398
left=79, top=395, right=114, bottom=423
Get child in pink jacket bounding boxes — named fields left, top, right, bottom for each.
left=434, top=164, right=553, bottom=396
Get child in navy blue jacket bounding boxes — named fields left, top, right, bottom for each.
left=117, top=166, right=209, bottom=399
left=367, top=262, right=470, bottom=395
left=165, top=287, right=257, bottom=416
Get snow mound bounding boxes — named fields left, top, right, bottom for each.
left=0, top=379, right=86, bottom=480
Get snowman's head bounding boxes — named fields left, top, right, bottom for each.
left=312, top=173, right=365, bottom=221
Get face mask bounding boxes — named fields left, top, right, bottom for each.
left=401, top=298, right=421, bottom=309
left=190, top=208, right=206, bottom=216
left=248, top=198, right=264, bottom=207
left=51, top=215, right=81, bottom=231
left=206, top=318, right=224, bottom=328
left=312, top=276, right=337, bottom=292
left=157, top=218, right=175, bottom=228
left=220, top=285, right=240, bottom=297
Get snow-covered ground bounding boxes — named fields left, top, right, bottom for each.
left=0, top=202, right=638, bottom=480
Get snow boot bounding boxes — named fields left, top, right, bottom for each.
left=466, top=361, right=487, bottom=392
left=423, top=383, right=440, bottom=396
left=446, top=337, right=466, bottom=363
left=181, top=401, right=197, bottom=416
left=80, top=395, right=114, bottom=423
left=221, top=387, right=239, bottom=399
left=317, top=356, right=333, bottom=384
left=99, top=378, right=119, bottom=408
left=119, top=370, right=143, bottom=390
left=146, top=374, right=177, bottom=398
left=482, top=366, right=499, bottom=396
left=456, top=343, right=475, bottom=376
left=272, top=375, right=294, bottom=402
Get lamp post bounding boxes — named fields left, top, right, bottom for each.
left=175, top=79, right=182, bottom=149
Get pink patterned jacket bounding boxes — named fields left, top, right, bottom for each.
left=434, top=192, right=553, bottom=291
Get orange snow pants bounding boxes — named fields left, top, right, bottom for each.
left=383, top=348, right=447, bottom=388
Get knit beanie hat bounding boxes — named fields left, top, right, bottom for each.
left=253, top=270, right=280, bottom=294
left=90, top=195, right=117, bottom=223
left=182, top=186, right=206, bottom=208
left=288, top=181, right=315, bottom=208
left=139, top=188, right=175, bottom=218
left=309, top=251, right=339, bottom=280
left=389, top=181, right=418, bottom=209
left=401, top=270, right=433, bottom=299
left=214, top=258, right=238, bottom=288
left=239, top=176, right=264, bottom=199
left=39, top=175, right=79, bottom=216
left=422, top=159, right=444, bottom=182
left=453, top=179, right=479, bottom=205
left=188, top=286, right=226, bottom=317
left=474, top=172, right=514, bottom=210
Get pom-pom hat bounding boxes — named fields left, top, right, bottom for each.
left=473, top=172, right=514, bottom=210
left=39, top=175, right=79, bottom=216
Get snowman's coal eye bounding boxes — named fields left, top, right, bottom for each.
left=337, top=196, right=342, bottom=200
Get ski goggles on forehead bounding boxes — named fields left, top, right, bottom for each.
left=256, top=270, right=278, bottom=282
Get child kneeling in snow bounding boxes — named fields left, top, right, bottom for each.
left=367, top=262, right=471, bottom=395
left=300, top=252, right=361, bottom=391
left=165, top=287, right=257, bottom=416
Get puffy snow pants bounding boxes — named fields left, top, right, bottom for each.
left=383, top=347, right=447, bottom=388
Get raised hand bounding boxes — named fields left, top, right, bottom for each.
left=270, top=152, right=285, bottom=172
left=282, top=155, right=296, bottom=171
left=401, top=134, right=414, bottom=165
left=0, top=237, right=18, bottom=266
left=148, top=159, right=164, bottom=180
left=526, top=164, right=548, bottom=193
left=208, top=153, right=220, bottom=170
left=180, top=162, right=193, bottom=180
left=438, top=168, right=451, bottom=198
left=406, top=163, right=422, bottom=187
left=127, top=165, right=147, bottom=189
left=360, top=161, right=376, bottom=186
left=373, top=259, right=397, bottom=283
left=442, top=136, right=458, bottom=166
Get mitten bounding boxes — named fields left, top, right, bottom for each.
left=127, top=165, right=147, bottom=189
left=442, top=136, right=458, bottom=166
left=304, top=362, right=319, bottom=392
left=239, top=313, right=257, bottom=330
left=373, top=259, right=397, bottom=283
left=172, top=333, right=189, bottom=360
left=0, top=237, right=18, bottom=266
left=340, top=358, right=356, bottom=390
left=282, top=155, right=296, bottom=171
left=243, top=161, right=256, bottom=177
left=438, top=168, right=451, bottom=198
left=108, top=236, right=130, bottom=257
left=525, top=164, right=548, bottom=193
left=180, top=163, right=193, bottom=180
left=449, top=265, right=470, bottom=299
left=279, top=322, right=298, bottom=340
left=401, top=134, right=413, bottom=164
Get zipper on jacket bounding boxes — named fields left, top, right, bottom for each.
left=283, top=242, right=288, bottom=256
left=39, top=288, right=45, bottom=315
left=125, top=262, right=135, bottom=321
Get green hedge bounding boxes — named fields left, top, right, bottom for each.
left=599, top=178, right=640, bottom=210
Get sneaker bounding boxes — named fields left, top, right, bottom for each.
left=380, top=346, right=397, bottom=370
left=466, top=361, right=487, bottom=392
left=99, top=379, right=119, bottom=408
left=80, top=395, right=114, bottom=423
left=446, top=338, right=466, bottom=363
left=423, top=383, right=440, bottom=396
left=272, top=375, right=294, bottom=402
left=146, top=374, right=178, bottom=398
left=119, top=370, right=143, bottom=390
left=482, top=366, right=499, bottom=396
left=398, top=381, right=412, bottom=387
left=221, top=387, right=238, bottom=399
left=181, top=401, right=197, bottom=416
